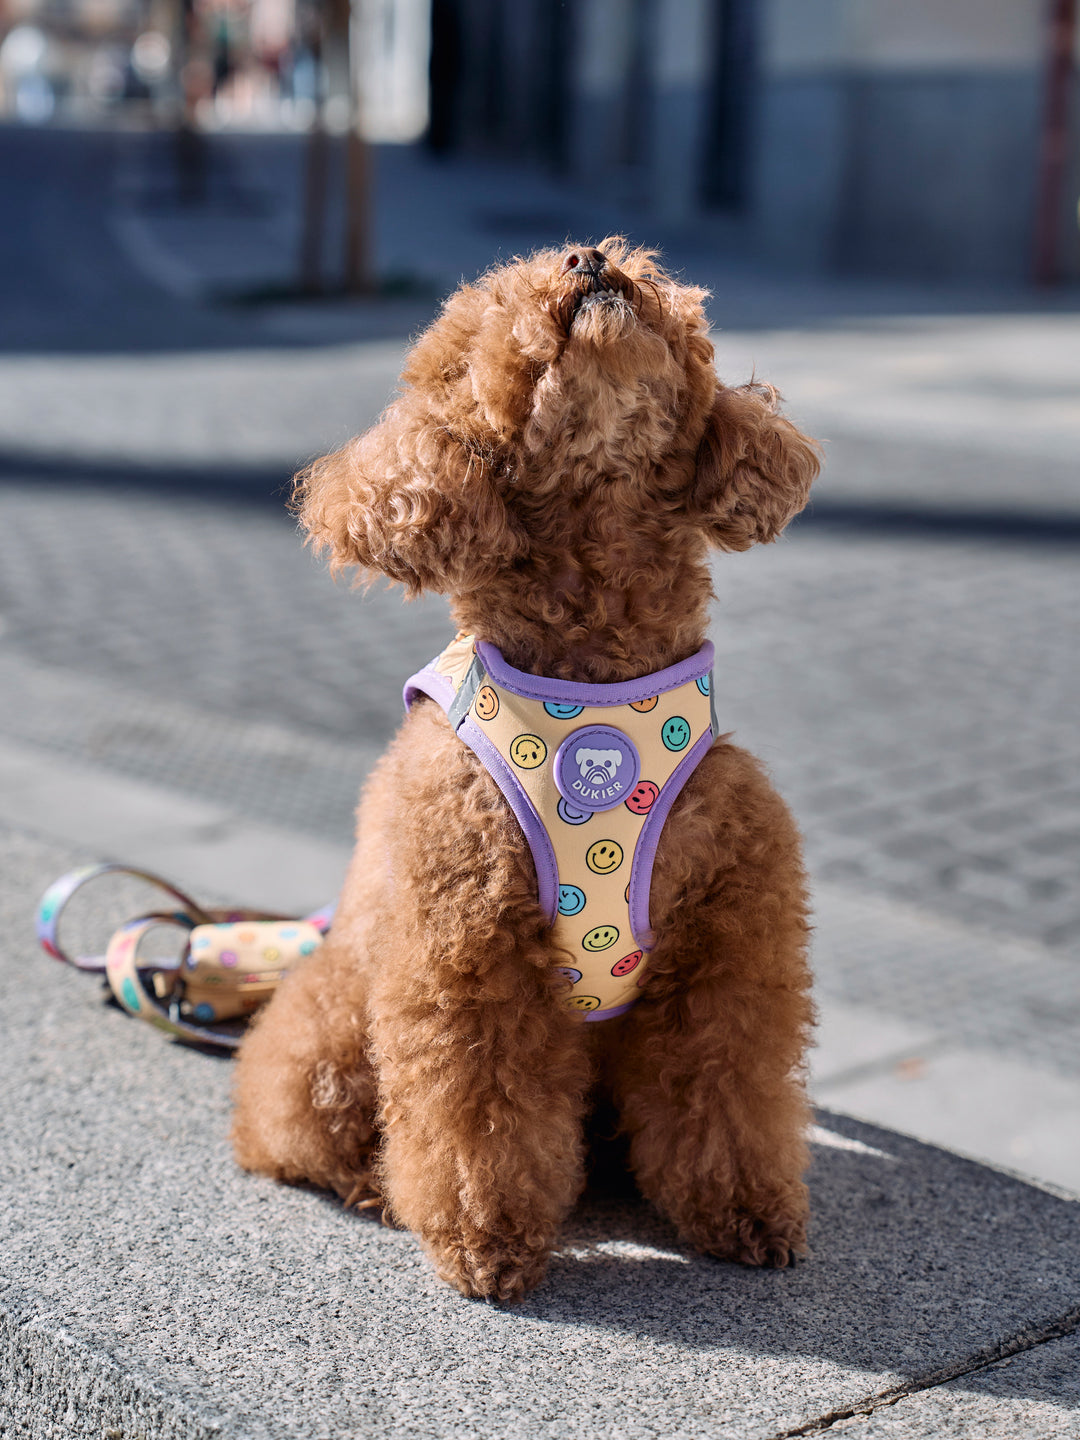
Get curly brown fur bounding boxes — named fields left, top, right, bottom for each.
left=232, top=239, right=819, bottom=1299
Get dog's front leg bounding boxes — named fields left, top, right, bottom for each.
left=608, top=746, right=815, bottom=1268
left=358, top=713, right=594, bottom=1300
left=369, top=946, right=591, bottom=1301
left=610, top=970, right=812, bottom=1268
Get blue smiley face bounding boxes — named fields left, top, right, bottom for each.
left=661, top=716, right=691, bottom=752
left=696, top=674, right=711, bottom=696
left=544, top=701, right=585, bottom=720
left=557, top=797, right=591, bottom=826
left=558, top=884, right=587, bottom=916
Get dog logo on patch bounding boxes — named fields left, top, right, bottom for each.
left=553, top=726, right=640, bottom=814
left=575, top=746, right=621, bottom=787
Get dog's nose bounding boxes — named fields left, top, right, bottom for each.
left=560, top=247, right=607, bottom=278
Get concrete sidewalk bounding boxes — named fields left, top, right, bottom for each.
left=3, top=816, right=1080, bottom=1439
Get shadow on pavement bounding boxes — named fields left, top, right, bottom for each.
left=0, top=127, right=439, bottom=357
left=795, top=500, right=1080, bottom=544
left=0, top=450, right=294, bottom=503
left=273, top=1106, right=1080, bottom=1408
left=5, top=460, right=1080, bottom=546
left=510, top=1109, right=1080, bottom=1404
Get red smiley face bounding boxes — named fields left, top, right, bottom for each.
left=624, top=780, right=659, bottom=815
left=611, top=950, right=643, bottom=977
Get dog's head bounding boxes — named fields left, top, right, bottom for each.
left=296, top=240, right=818, bottom=616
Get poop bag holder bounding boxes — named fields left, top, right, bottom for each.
left=36, top=862, right=333, bottom=1050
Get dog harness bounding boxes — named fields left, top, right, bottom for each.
left=405, top=634, right=718, bottom=1020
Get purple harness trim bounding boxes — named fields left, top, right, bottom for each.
left=627, top=728, right=715, bottom=947
left=475, top=640, right=714, bottom=705
left=403, top=666, right=457, bottom=714
left=457, top=714, right=560, bottom=921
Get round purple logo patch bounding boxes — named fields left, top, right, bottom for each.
left=553, top=725, right=641, bottom=813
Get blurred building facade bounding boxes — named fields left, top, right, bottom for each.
left=0, top=0, right=429, bottom=133
left=434, top=0, right=1080, bottom=282
left=1, top=0, right=1077, bottom=281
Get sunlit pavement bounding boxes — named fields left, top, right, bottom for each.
left=2, top=126, right=1079, bottom=1438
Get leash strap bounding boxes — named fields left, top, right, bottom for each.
left=36, top=862, right=210, bottom=970
left=36, top=863, right=334, bottom=1052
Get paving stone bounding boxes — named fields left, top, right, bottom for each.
left=810, top=887, right=1080, bottom=1080
left=834, top=1331, right=1080, bottom=1438
left=3, top=825, right=1080, bottom=1440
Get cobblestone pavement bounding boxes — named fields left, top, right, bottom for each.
left=2, top=478, right=1077, bottom=957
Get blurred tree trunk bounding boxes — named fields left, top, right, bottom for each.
left=299, top=121, right=330, bottom=292
left=339, top=0, right=374, bottom=293
left=175, top=0, right=208, bottom=204
left=298, top=0, right=373, bottom=295
left=1034, top=0, right=1077, bottom=284
left=343, top=123, right=373, bottom=293
left=298, top=4, right=329, bottom=291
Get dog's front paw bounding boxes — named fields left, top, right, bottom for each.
left=699, top=1209, right=807, bottom=1269
left=425, top=1227, right=551, bottom=1302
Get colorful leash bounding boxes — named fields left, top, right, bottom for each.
left=36, top=862, right=334, bottom=1051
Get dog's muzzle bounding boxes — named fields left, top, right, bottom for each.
left=560, top=247, right=629, bottom=307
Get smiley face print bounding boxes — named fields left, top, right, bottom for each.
left=582, top=924, right=619, bottom=951
left=624, top=780, right=659, bottom=815
left=557, top=797, right=591, bottom=826
left=611, top=949, right=643, bottom=977
left=629, top=695, right=658, bottom=713
left=661, top=716, right=691, bottom=752
left=475, top=685, right=500, bottom=720
left=544, top=700, right=584, bottom=720
left=566, top=994, right=601, bottom=1012
left=558, top=884, right=587, bottom=916
left=510, top=733, right=547, bottom=769
left=585, top=840, right=624, bottom=875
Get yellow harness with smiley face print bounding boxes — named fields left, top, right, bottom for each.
left=405, top=635, right=718, bottom=1019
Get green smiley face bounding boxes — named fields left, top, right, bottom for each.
left=661, top=716, right=691, bottom=752
left=582, top=924, right=619, bottom=952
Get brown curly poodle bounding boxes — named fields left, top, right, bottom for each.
left=231, top=239, right=820, bottom=1301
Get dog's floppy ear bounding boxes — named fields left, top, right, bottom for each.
left=690, top=383, right=819, bottom=551
left=294, top=394, right=528, bottom=596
